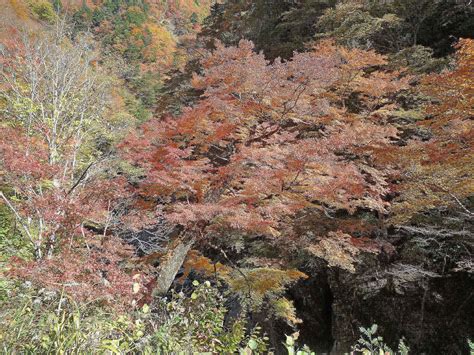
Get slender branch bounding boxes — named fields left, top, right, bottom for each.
left=448, top=192, right=474, bottom=218
left=0, top=192, right=35, bottom=244
left=245, top=125, right=281, bottom=146
left=66, top=161, right=96, bottom=196
left=207, top=240, right=253, bottom=302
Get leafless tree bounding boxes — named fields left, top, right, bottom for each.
left=1, top=19, right=108, bottom=168
left=0, top=19, right=115, bottom=259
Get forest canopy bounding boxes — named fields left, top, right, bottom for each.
left=0, top=0, right=473, bottom=353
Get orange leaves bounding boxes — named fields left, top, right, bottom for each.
left=387, top=39, right=474, bottom=223
left=178, top=250, right=231, bottom=283
left=354, top=70, right=410, bottom=108
left=316, top=41, right=410, bottom=111
left=313, top=39, right=387, bottom=69
left=144, top=23, right=177, bottom=68
left=211, top=122, right=237, bottom=141
left=422, top=38, right=474, bottom=130
left=422, top=38, right=474, bottom=157
left=9, top=0, right=30, bottom=20
left=125, top=40, right=410, bottom=242
left=227, top=267, right=307, bottom=306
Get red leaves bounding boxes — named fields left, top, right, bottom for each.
left=0, top=127, right=52, bottom=179
left=9, top=236, right=149, bottom=310
left=382, top=39, right=474, bottom=223
left=0, top=126, right=128, bottom=258
left=124, top=40, right=409, bottom=240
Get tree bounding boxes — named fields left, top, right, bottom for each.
left=200, top=0, right=294, bottom=59
left=316, top=1, right=409, bottom=53
left=388, top=38, right=474, bottom=223
left=391, top=0, right=439, bottom=46
left=1, top=21, right=107, bottom=166
left=0, top=22, right=127, bottom=259
left=315, top=0, right=474, bottom=59
left=121, top=39, right=409, bottom=288
left=272, top=0, right=337, bottom=57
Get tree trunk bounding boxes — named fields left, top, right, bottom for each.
left=152, top=239, right=194, bottom=296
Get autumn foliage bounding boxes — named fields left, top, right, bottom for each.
left=390, top=38, right=474, bottom=222
left=121, top=40, right=409, bottom=262
left=0, top=0, right=472, bottom=351
left=0, top=24, right=141, bottom=308
left=8, top=236, right=148, bottom=309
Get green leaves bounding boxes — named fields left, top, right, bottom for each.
left=248, top=338, right=258, bottom=350
left=284, top=334, right=315, bottom=355
left=352, top=323, right=410, bottom=354
left=150, top=281, right=268, bottom=353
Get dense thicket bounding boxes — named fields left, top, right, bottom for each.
left=202, top=0, right=473, bottom=60
left=0, top=0, right=473, bottom=353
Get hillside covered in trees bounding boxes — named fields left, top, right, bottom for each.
left=0, top=0, right=473, bottom=353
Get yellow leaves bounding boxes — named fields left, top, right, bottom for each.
left=9, top=0, right=30, bottom=20
left=178, top=250, right=232, bottom=283
left=390, top=155, right=474, bottom=224
left=146, top=0, right=212, bottom=26
left=173, top=0, right=212, bottom=20
left=271, top=297, right=302, bottom=326
left=26, top=0, right=56, bottom=23
left=307, top=232, right=362, bottom=273
left=143, top=23, right=177, bottom=68
left=127, top=5, right=144, bottom=16
left=181, top=251, right=307, bottom=320
left=227, top=267, right=307, bottom=307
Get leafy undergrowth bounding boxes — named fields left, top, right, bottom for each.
left=0, top=281, right=268, bottom=353
left=1, top=279, right=417, bottom=354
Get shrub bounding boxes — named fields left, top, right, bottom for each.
left=0, top=284, right=143, bottom=353
left=352, top=324, right=410, bottom=355
left=147, top=280, right=268, bottom=353
left=0, top=280, right=269, bottom=353
left=27, top=0, right=56, bottom=22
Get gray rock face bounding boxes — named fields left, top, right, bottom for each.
left=291, top=208, right=473, bottom=354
